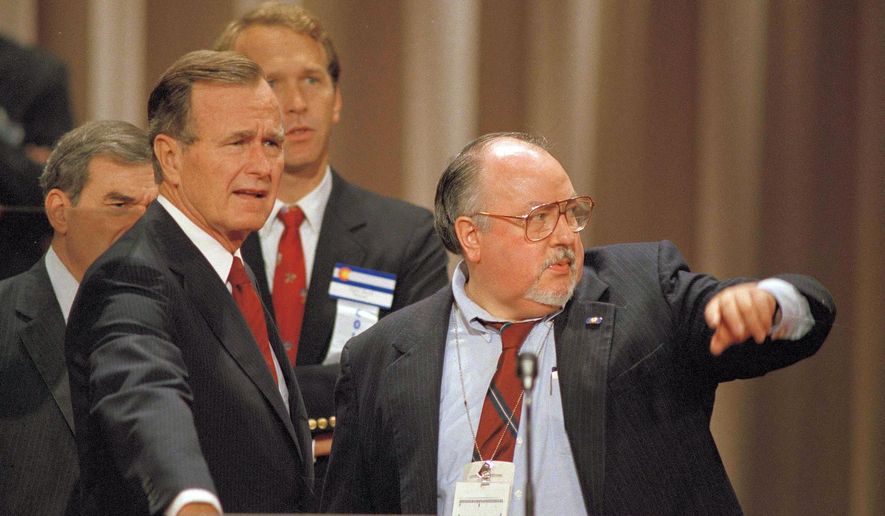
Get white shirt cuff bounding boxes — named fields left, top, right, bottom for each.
left=164, top=489, right=222, bottom=516
left=757, top=278, right=815, bottom=340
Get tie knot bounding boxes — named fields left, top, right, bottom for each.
left=228, top=257, right=250, bottom=288
left=483, top=321, right=536, bottom=350
left=278, top=206, right=305, bottom=228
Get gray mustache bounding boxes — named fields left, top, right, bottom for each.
left=542, top=248, right=576, bottom=271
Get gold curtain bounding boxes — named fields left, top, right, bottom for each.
left=31, top=0, right=884, bottom=513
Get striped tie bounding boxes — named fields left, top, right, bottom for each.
left=473, top=321, right=535, bottom=462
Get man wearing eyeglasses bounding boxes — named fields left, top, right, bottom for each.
left=322, top=132, right=836, bottom=515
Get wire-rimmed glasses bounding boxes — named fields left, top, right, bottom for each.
left=472, top=195, right=595, bottom=242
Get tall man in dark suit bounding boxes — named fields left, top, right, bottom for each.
left=65, top=51, right=314, bottom=515
left=214, top=2, right=448, bottom=460
left=322, top=132, right=836, bottom=515
left=1, top=120, right=158, bottom=515
left=0, top=34, right=75, bottom=280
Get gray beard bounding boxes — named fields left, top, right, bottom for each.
left=524, top=247, right=578, bottom=307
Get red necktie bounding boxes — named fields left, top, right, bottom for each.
left=273, top=206, right=307, bottom=365
left=229, top=257, right=278, bottom=384
left=473, top=321, right=535, bottom=463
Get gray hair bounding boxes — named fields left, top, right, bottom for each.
left=434, top=132, right=549, bottom=254
left=39, top=120, right=155, bottom=204
left=147, top=50, right=264, bottom=179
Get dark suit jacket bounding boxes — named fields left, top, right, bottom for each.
left=0, top=35, right=73, bottom=280
left=242, top=170, right=449, bottom=431
left=322, top=241, right=836, bottom=515
left=0, top=258, right=79, bottom=515
left=65, top=203, right=313, bottom=515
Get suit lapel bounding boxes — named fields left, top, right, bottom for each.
left=150, top=205, right=302, bottom=460
left=383, top=288, right=452, bottom=514
left=242, top=232, right=273, bottom=316
left=555, top=268, right=612, bottom=516
left=300, top=171, right=367, bottom=363
left=17, top=260, right=74, bottom=434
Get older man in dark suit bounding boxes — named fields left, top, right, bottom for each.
left=322, top=132, right=836, bottom=515
left=65, top=51, right=313, bottom=515
left=214, top=3, right=449, bottom=461
left=0, top=120, right=158, bottom=515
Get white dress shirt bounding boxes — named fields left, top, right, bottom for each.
left=44, top=246, right=78, bottom=322
left=258, top=166, right=333, bottom=291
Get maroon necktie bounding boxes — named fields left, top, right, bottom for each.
left=229, top=257, right=278, bottom=384
left=273, top=206, right=307, bottom=365
left=473, top=321, right=535, bottom=463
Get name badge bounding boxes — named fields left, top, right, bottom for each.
left=452, top=461, right=514, bottom=516
left=328, top=263, right=396, bottom=309
left=325, top=264, right=396, bottom=364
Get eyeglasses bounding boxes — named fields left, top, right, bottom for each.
left=473, top=195, right=595, bottom=242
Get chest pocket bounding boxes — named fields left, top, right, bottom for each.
left=544, top=370, right=575, bottom=457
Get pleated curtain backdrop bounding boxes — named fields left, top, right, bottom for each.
left=12, top=0, right=884, bottom=513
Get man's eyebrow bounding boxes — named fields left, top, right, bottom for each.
left=104, top=191, right=135, bottom=203
left=528, top=194, right=581, bottom=206
left=227, top=129, right=257, bottom=140
left=302, top=64, right=328, bottom=75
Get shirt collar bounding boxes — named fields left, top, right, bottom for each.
left=259, top=165, right=333, bottom=239
left=157, top=195, right=239, bottom=283
left=451, top=261, right=561, bottom=334
left=44, top=246, right=79, bottom=322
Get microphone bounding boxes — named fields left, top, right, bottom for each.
left=517, top=352, right=538, bottom=516
left=517, top=352, right=538, bottom=391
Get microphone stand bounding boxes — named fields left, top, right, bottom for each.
left=518, top=353, right=538, bottom=516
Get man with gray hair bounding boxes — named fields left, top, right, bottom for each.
left=0, top=120, right=157, bottom=515
left=215, top=4, right=449, bottom=468
left=323, top=132, right=836, bottom=514
left=65, top=50, right=313, bottom=515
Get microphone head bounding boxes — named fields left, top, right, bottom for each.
left=517, top=352, right=538, bottom=390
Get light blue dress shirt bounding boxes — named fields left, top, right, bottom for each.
left=436, top=262, right=812, bottom=516
left=437, top=263, right=587, bottom=516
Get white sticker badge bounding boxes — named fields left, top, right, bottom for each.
left=325, top=299, right=379, bottom=365
left=325, top=264, right=396, bottom=364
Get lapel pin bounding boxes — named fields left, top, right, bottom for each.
left=585, top=316, right=604, bottom=327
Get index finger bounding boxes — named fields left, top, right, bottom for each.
left=705, top=294, right=721, bottom=329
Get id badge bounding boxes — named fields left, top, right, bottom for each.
left=325, top=264, right=396, bottom=364
left=452, top=461, right=515, bottom=516
left=325, top=299, right=379, bottom=364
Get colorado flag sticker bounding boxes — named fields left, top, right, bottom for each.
left=328, top=263, right=396, bottom=309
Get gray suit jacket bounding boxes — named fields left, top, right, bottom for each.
left=65, top=203, right=313, bottom=515
left=0, top=258, right=79, bottom=515
left=242, top=170, right=449, bottom=433
left=322, top=241, right=836, bottom=515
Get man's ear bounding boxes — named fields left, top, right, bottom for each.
left=153, top=134, right=181, bottom=186
left=331, top=86, right=342, bottom=125
left=44, top=189, right=71, bottom=234
left=455, top=215, right=482, bottom=263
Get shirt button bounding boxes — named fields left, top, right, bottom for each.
left=517, top=437, right=524, bottom=445
left=515, top=490, right=523, bottom=499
